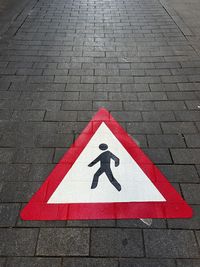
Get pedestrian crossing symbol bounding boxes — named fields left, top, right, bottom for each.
left=21, top=108, right=192, bottom=220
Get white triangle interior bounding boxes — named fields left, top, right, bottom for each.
left=48, top=122, right=166, bottom=203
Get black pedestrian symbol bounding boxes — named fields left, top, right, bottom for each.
left=88, top=143, right=121, bottom=191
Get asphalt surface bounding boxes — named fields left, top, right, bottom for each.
left=0, top=0, right=200, bottom=266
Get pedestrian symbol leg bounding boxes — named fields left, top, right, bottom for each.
left=91, top=168, right=104, bottom=189
left=105, top=169, right=121, bottom=191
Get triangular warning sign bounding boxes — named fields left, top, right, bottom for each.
left=21, top=108, right=192, bottom=220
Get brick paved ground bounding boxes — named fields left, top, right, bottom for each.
left=0, top=0, right=200, bottom=266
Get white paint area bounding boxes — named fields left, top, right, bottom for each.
left=48, top=123, right=166, bottom=203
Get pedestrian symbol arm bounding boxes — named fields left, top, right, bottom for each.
left=88, top=155, right=101, bottom=167
left=110, top=152, right=120, bottom=167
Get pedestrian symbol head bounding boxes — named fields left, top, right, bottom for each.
left=99, top=143, right=108, bottom=150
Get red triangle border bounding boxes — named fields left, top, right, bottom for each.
left=21, top=108, right=193, bottom=220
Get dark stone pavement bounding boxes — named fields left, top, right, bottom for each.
left=0, top=0, right=200, bottom=266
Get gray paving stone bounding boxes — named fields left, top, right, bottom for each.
left=58, top=63, right=81, bottom=69
left=161, top=75, right=188, bottom=83
left=176, top=259, right=200, bottom=267
left=189, top=75, right=200, bottom=82
left=143, top=148, right=172, bottom=163
left=94, top=84, right=120, bottom=92
left=0, top=228, right=38, bottom=256
left=167, top=92, right=197, bottom=100
left=61, top=101, right=92, bottom=111
left=16, top=218, right=66, bottom=228
left=14, top=148, right=54, bottom=163
left=44, top=111, right=77, bottom=122
left=21, top=92, right=79, bottom=101
left=11, top=83, right=65, bottom=92
left=146, top=69, right=171, bottom=76
left=63, top=258, right=118, bottom=267
left=181, top=184, right=200, bottom=204
left=82, top=63, right=106, bottom=69
left=196, top=122, right=200, bottom=132
left=0, top=132, right=36, bottom=148
left=168, top=205, right=200, bottom=229
left=43, top=69, right=69, bottom=76
left=144, top=229, right=199, bottom=258
left=184, top=134, right=200, bottom=147
left=196, top=231, right=200, bottom=246
left=12, top=110, right=45, bottom=121
left=149, top=83, right=179, bottom=91
left=178, top=83, right=200, bottom=91
left=0, top=258, right=6, bottom=267
left=119, top=259, right=176, bottom=267
left=54, top=76, right=80, bottom=84
left=0, top=148, right=15, bottom=163
left=135, top=76, right=161, bottom=84
left=111, top=111, right=142, bottom=122
left=31, top=100, right=61, bottom=111
left=91, top=228, right=144, bottom=257
left=121, top=84, right=149, bottom=92
left=0, top=99, right=32, bottom=110
left=137, top=92, right=167, bottom=101
left=117, top=219, right=166, bottom=228
left=107, top=63, right=130, bottom=69
left=0, top=91, right=21, bottom=99
left=147, top=134, right=185, bottom=148
left=108, top=76, right=134, bottom=84
left=0, top=110, right=12, bottom=120
left=174, top=111, right=200, bottom=121
left=127, top=122, right=162, bottom=134
left=28, top=75, right=54, bottom=83
left=67, top=220, right=115, bottom=227
left=77, top=111, right=96, bottom=122
left=131, top=63, right=155, bottom=69
left=16, top=68, right=42, bottom=76
left=81, top=76, right=106, bottom=84
left=109, top=92, right=137, bottom=101
left=37, top=228, right=90, bottom=256
left=58, top=121, right=87, bottom=134
left=80, top=92, right=108, bottom=101
left=66, top=84, right=93, bottom=92
left=196, top=164, right=200, bottom=175
left=35, top=133, right=73, bottom=148
left=142, top=111, right=175, bottom=121
left=124, top=101, right=155, bottom=111
left=6, top=257, right=62, bottom=267
left=93, top=101, right=123, bottom=111
left=154, top=101, right=187, bottom=110
left=0, top=82, right=10, bottom=90
left=185, top=100, right=200, bottom=110
left=171, top=149, right=200, bottom=164
left=131, top=134, right=148, bottom=147
left=158, top=165, right=199, bottom=183
left=1, top=121, right=58, bottom=135
left=0, top=203, right=20, bottom=226
left=0, top=164, right=30, bottom=182
left=161, top=122, right=198, bottom=134
left=0, top=181, right=41, bottom=202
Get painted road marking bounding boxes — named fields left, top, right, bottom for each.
left=20, top=108, right=192, bottom=220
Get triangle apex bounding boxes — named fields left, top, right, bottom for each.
left=97, top=107, right=110, bottom=113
